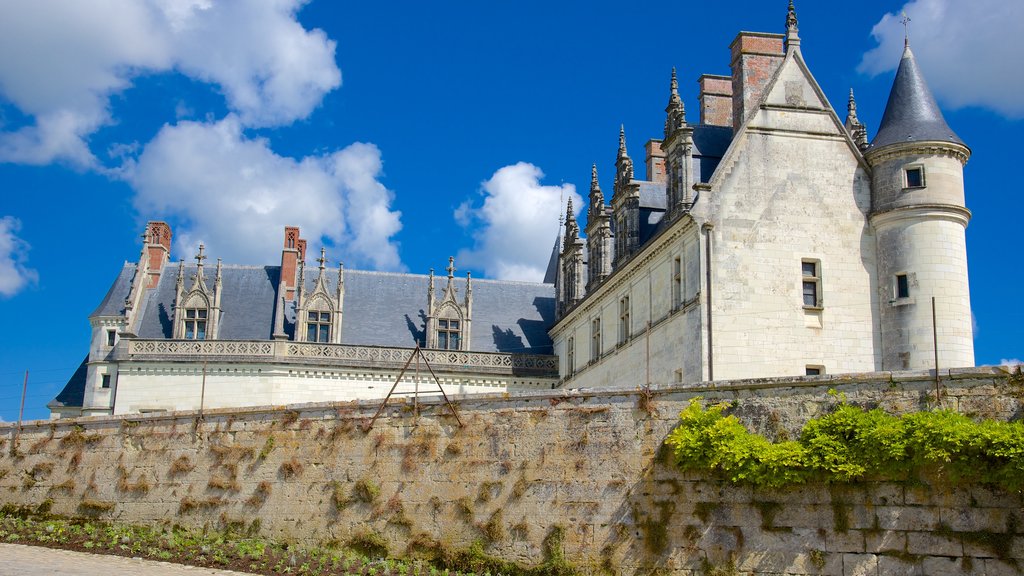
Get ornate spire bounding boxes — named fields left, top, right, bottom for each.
left=193, top=243, right=207, bottom=286
left=785, top=0, right=800, bottom=49
left=446, top=256, right=455, bottom=279
left=317, top=247, right=327, bottom=270
left=589, top=164, right=604, bottom=209
left=591, top=163, right=599, bottom=190
left=617, top=125, right=628, bottom=160
left=563, top=197, right=579, bottom=244
left=845, top=90, right=868, bottom=151
left=664, top=67, right=686, bottom=139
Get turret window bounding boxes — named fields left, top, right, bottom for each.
left=106, top=330, right=116, bottom=347
left=307, top=311, right=331, bottom=343
left=904, top=166, right=925, bottom=189
left=618, top=295, right=631, bottom=344
left=437, top=318, right=461, bottom=350
left=183, top=308, right=207, bottom=340
left=896, top=274, right=910, bottom=299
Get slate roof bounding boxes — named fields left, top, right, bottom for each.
left=870, top=45, right=965, bottom=150
left=48, top=356, right=88, bottom=410
left=89, top=263, right=135, bottom=318
left=132, top=264, right=556, bottom=354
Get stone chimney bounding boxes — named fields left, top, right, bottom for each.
left=144, top=221, right=172, bottom=288
left=280, top=226, right=305, bottom=299
left=644, top=140, right=667, bottom=183
left=729, top=32, right=784, bottom=132
left=698, top=74, right=733, bottom=127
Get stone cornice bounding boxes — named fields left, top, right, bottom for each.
left=869, top=204, right=972, bottom=229
left=865, top=141, right=970, bottom=166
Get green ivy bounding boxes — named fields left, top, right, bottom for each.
left=664, top=398, right=1024, bottom=491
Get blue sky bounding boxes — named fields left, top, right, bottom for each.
left=1, top=0, right=1021, bottom=421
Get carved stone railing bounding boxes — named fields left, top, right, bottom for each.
left=122, top=339, right=557, bottom=376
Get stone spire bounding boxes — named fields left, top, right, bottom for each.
left=588, top=164, right=604, bottom=215
left=845, top=88, right=869, bottom=151
left=664, top=68, right=687, bottom=139
left=563, top=197, right=579, bottom=244
left=615, top=125, right=634, bottom=183
left=785, top=0, right=800, bottom=50
left=869, top=44, right=965, bottom=150
left=617, top=125, right=628, bottom=161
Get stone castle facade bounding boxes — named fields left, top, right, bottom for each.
left=51, top=4, right=973, bottom=417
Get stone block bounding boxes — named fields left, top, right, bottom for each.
left=864, top=530, right=906, bottom=554
left=870, top=505, right=939, bottom=531
left=920, top=556, right=981, bottom=576
left=940, top=506, right=1008, bottom=533
left=826, top=530, right=865, bottom=554
left=876, top=554, right=923, bottom=576
left=842, top=553, right=878, bottom=576
left=983, top=558, right=1022, bottom=576
left=906, top=531, right=962, bottom=557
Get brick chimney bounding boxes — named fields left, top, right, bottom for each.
left=698, top=74, right=733, bottom=128
left=144, top=221, right=172, bottom=288
left=280, top=226, right=305, bottom=299
left=644, top=140, right=667, bottom=183
left=729, top=32, right=784, bottom=132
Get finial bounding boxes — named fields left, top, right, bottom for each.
left=786, top=0, right=798, bottom=32
left=318, top=246, right=327, bottom=270
left=195, top=243, right=206, bottom=266
left=566, top=196, right=575, bottom=221
left=618, top=125, right=627, bottom=158
left=670, top=67, right=678, bottom=93
left=664, top=67, right=686, bottom=138
left=447, top=256, right=455, bottom=278
left=848, top=88, right=857, bottom=115
left=900, top=11, right=911, bottom=47
left=591, top=164, right=599, bottom=190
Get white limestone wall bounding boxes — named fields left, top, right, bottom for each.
left=81, top=317, right=126, bottom=415
left=700, top=53, right=880, bottom=380
left=553, top=224, right=703, bottom=388
left=109, top=362, right=553, bottom=415
left=873, top=214, right=973, bottom=370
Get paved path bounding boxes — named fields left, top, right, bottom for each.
left=0, top=544, right=259, bottom=575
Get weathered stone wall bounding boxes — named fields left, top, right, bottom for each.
left=2, top=367, right=1022, bottom=575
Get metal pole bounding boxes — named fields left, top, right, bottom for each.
left=646, top=320, right=651, bottom=388
left=200, top=360, right=207, bottom=416
left=414, top=349, right=420, bottom=420
left=17, top=370, right=28, bottom=429
left=932, top=296, right=940, bottom=404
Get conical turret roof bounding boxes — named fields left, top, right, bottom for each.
left=870, top=45, right=964, bottom=150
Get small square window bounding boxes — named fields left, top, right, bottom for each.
left=896, top=274, right=910, bottom=299
left=805, top=366, right=823, bottom=376
left=905, top=167, right=924, bottom=188
left=106, top=330, right=116, bottom=347
left=101, top=374, right=111, bottom=389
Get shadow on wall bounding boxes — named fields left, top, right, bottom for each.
left=404, top=310, right=427, bottom=347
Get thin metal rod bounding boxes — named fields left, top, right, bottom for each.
left=369, top=346, right=420, bottom=427
left=932, top=296, right=940, bottom=404
left=645, top=320, right=651, bottom=388
left=418, top=350, right=463, bottom=427
left=17, top=370, right=28, bottom=430
left=199, top=360, right=208, bottom=416
left=414, top=349, right=420, bottom=420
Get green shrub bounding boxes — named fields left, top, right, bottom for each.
left=665, top=398, right=1024, bottom=491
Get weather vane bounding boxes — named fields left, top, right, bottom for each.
left=900, top=11, right=911, bottom=46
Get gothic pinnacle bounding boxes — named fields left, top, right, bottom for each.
left=670, top=67, right=678, bottom=93
left=591, top=164, right=599, bottom=191
left=786, top=0, right=798, bottom=32
left=848, top=88, right=858, bottom=117
left=618, top=125, right=627, bottom=159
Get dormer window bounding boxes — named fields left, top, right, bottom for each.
left=307, top=311, right=331, bottom=343
left=184, top=308, right=207, bottom=340
left=437, top=318, right=461, bottom=350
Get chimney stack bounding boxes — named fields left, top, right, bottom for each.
left=280, top=226, right=306, bottom=299
left=144, top=221, right=172, bottom=288
left=644, top=140, right=667, bottom=183
left=698, top=74, right=734, bottom=128
left=729, top=32, right=784, bottom=132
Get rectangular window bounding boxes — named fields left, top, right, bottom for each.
left=307, top=311, right=331, bottom=343
left=802, top=260, right=821, bottom=308
left=618, top=295, right=630, bottom=344
left=905, top=166, right=925, bottom=188
left=101, top=374, right=111, bottom=389
left=672, top=256, right=682, bottom=308
left=805, top=366, right=824, bottom=376
left=591, top=318, right=601, bottom=361
left=896, top=274, right=910, bottom=299
left=566, top=337, right=575, bottom=376
left=184, top=308, right=208, bottom=340
left=437, top=318, right=461, bottom=350
left=106, top=330, right=116, bottom=347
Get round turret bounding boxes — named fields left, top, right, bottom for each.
left=866, top=45, right=973, bottom=371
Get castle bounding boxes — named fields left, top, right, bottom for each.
left=50, top=4, right=973, bottom=417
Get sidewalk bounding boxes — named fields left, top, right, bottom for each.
left=0, top=543, right=260, bottom=575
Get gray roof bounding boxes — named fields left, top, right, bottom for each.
left=542, top=235, right=560, bottom=284
left=870, top=45, right=965, bottom=150
left=49, top=356, right=87, bottom=409
left=638, top=182, right=667, bottom=210
left=132, top=264, right=555, bottom=354
left=90, top=263, right=135, bottom=318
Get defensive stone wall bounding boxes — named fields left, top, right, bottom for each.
left=2, top=367, right=1022, bottom=575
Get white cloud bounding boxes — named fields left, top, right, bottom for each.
left=126, top=116, right=402, bottom=270
left=1001, top=359, right=1022, bottom=367
left=0, top=216, right=38, bottom=297
left=859, top=0, right=1024, bottom=118
left=456, top=162, right=579, bottom=282
left=0, top=0, right=340, bottom=166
